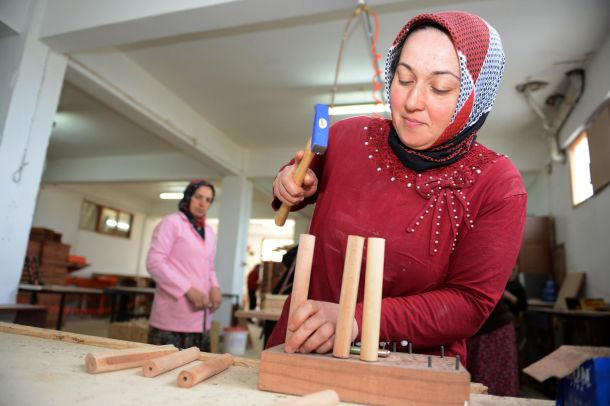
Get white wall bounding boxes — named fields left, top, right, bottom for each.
left=523, top=170, right=550, bottom=216
left=32, top=184, right=149, bottom=278
left=549, top=31, right=610, bottom=300
left=32, top=184, right=81, bottom=245
left=73, top=213, right=145, bottom=277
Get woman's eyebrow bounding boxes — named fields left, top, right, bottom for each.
left=398, top=62, right=459, bottom=80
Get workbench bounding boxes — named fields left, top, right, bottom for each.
left=0, top=323, right=552, bottom=405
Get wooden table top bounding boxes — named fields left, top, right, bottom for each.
left=0, top=323, right=553, bottom=406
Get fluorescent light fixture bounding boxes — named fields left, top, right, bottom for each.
left=117, top=222, right=130, bottom=231
left=329, top=103, right=390, bottom=116
left=105, top=218, right=117, bottom=228
left=160, top=192, right=184, bottom=200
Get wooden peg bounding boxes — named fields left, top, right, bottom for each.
left=142, top=346, right=200, bottom=377
left=177, top=353, right=234, bottom=388
left=85, top=345, right=178, bottom=374
left=285, top=234, right=316, bottom=343
left=332, top=235, right=365, bottom=359
left=275, top=389, right=340, bottom=406
left=360, top=237, right=385, bottom=362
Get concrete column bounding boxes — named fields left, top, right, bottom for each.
left=214, top=176, right=252, bottom=327
left=0, top=1, right=67, bottom=304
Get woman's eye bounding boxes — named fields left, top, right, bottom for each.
left=432, top=87, right=451, bottom=94
left=398, top=79, right=413, bottom=86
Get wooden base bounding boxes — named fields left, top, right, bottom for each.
left=258, top=345, right=470, bottom=406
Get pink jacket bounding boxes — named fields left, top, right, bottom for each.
left=147, top=212, right=219, bottom=332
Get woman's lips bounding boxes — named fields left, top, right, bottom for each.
left=403, top=117, right=425, bottom=128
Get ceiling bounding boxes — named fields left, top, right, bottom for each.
left=44, top=0, right=610, bottom=216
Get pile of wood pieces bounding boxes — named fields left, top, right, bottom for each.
left=84, top=345, right=232, bottom=388
left=84, top=344, right=340, bottom=405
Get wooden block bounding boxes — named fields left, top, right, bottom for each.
left=85, top=344, right=178, bottom=373
left=259, top=345, right=470, bottom=406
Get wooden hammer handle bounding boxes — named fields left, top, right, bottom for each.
left=275, top=141, right=314, bottom=227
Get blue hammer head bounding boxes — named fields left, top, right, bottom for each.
left=311, top=104, right=329, bottom=155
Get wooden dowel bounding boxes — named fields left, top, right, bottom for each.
left=360, top=237, right=385, bottom=362
left=142, top=346, right=200, bottom=377
left=85, top=344, right=178, bottom=374
left=275, top=389, right=340, bottom=406
left=332, top=235, right=365, bottom=359
left=177, top=353, right=234, bottom=388
left=285, top=233, right=316, bottom=343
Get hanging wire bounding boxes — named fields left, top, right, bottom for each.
left=330, top=2, right=385, bottom=114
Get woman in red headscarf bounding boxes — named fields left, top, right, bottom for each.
left=268, top=11, right=526, bottom=368
left=146, top=179, right=222, bottom=351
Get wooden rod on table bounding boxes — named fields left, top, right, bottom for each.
left=142, top=346, right=200, bottom=377
left=332, top=235, right=365, bottom=359
left=275, top=389, right=340, bottom=406
left=85, top=345, right=178, bottom=374
left=360, top=237, right=385, bottom=362
left=285, top=233, right=316, bottom=343
left=177, top=353, right=234, bottom=388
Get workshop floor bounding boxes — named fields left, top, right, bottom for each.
left=62, top=315, right=265, bottom=359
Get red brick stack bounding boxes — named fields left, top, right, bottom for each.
left=18, top=227, right=71, bottom=328
left=27, top=228, right=71, bottom=285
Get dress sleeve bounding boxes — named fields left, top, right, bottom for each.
left=146, top=217, right=193, bottom=299
left=354, top=192, right=527, bottom=347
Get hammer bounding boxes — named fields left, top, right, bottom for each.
left=275, top=104, right=330, bottom=226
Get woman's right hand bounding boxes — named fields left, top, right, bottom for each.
left=272, top=150, right=318, bottom=207
left=186, top=286, right=210, bottom=309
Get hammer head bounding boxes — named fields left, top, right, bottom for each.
left=311, top=104, right=329, bottom=155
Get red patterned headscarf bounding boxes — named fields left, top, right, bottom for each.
left=385, top=11, right=505, bottom=170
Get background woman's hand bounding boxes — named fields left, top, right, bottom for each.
left=209, top=286, right=222, bottom=311
left=284, top=300, right=358, bottom=354
left=273, top=150, right=318, bottom=207
left=186, top=286, right=210, bottom=309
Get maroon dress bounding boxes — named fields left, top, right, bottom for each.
left=268, top=116, right=527, bottom=364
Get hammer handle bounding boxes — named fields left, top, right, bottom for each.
left=275, top=142, right=314, bottom=226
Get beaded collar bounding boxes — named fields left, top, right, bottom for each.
left=363, top=117, right=505, bottom=255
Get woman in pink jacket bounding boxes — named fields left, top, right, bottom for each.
left=146, top=179, right=222, bottom=351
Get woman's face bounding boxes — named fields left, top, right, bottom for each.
left=390, top=28, right=460, bottom=150
left=189, top=186, right=214, bottom=218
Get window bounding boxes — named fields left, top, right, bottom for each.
left=78, top=200, right=134, bottom=238
left=568, top=131, right=594, bottom=206
left=569, top=98, right=610, bottom=206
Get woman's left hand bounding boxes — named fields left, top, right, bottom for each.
left=210, top=286, right=222, bottom=311
left=284, top=300, right=358, bottom=354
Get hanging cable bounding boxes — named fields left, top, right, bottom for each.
left=330, top=2, right=385, bottom=113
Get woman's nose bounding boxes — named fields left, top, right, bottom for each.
left=405, top=85, right=425, bottom=111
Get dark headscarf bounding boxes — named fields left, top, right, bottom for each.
left=385, top=11, right=505, bottom=170
left=178, top=179, right=215, bottom=240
